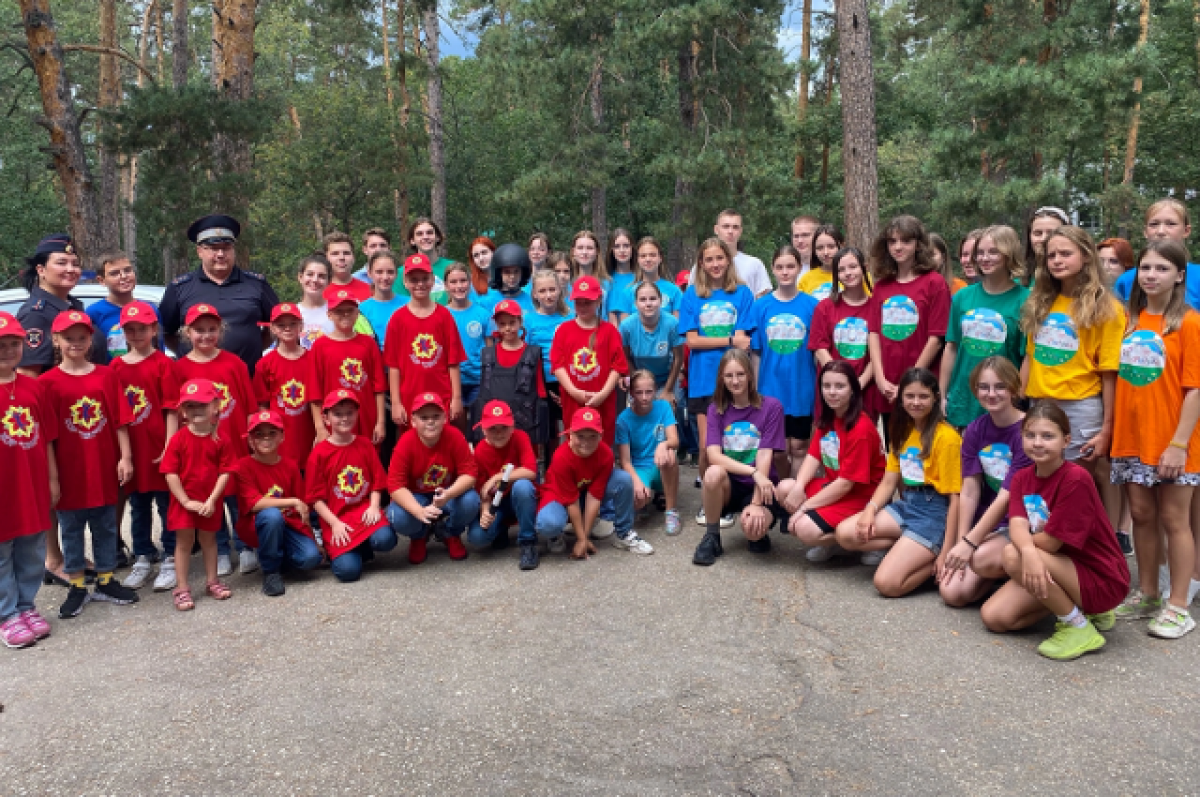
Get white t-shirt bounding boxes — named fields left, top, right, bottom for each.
left=733, top=251, right=773, bottom=296
left=298, top=303, right=335, bottom=349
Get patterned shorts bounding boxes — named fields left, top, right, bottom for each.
left=1110, top=457, right=1200, bottom=487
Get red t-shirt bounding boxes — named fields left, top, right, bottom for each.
left=40, top=365, right=131, bottom=511
left=867, top=271, right=950, bottom=401
left=0, top=375, right=57, bottom=542
left=254, top=347, right=320, bottom=466
left=474, top=428, right=538, bottom=486
left=311, top=333, right=386, bottom=438
left=387, top=425, right=477, bottom=494
left=383, top=304, right=466, bottom=412
left=304, top=436, right=389, bottom=557
left=230, top=454, right=312, bottom=548
left=538, top=440, right=614, bottom=509
left=1008, top=461, right=1131, bottom=614
left=160, top=426, right=238, bottom=532
left=112, top=351, right=177, bottom=494
left=329, top=279, right=373, bottom=302
left=170, top=352, right=256, bottom=456
left=550, top=320, right=628, bottom=447
left=496, top=343, right=546, bottom=397
left=808, top=415, right=885, bottom=500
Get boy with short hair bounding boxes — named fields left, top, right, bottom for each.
left=466, top=400, right=541, bottom=569
left=387, top=392, right=480, bottom=564
left=87, top=251, right=139, bottom=364
left=324, top=231, right=372, bottom=301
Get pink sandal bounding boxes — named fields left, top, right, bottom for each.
left=173, top=588, right=194, bottom=611
left=205, top=580, right=232, bottom=601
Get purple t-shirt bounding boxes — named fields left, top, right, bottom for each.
left=961, top=413, right=1031, bottom=524
left=706, top=396, right=786, bottom=485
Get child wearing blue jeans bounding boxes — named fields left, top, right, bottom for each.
left=465, top=400, right=541, bottom=569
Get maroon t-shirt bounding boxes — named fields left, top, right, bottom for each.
left=867, top=271, right=950, bottom=403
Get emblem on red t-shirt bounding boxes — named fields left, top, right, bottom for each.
left=420, top=463, right=449, bottom=490
left=66, top=396, right=106, bottom=438
left=410, top=333, right=443, bottom=368
left=339, top=358, right=366, bottom=388
left=571, top=347, right=598, bottom=378
left=1, top=405, right=38, bottom=449
left=266, top=484, right=284, bottom=498
left=575, top=477, right=592, bottom=489
left=279, top=379, right=307, bottom=414
left=214, top=382, right=234, bottom=418
left=124, top=385, right=151, bottom=425
left=334, top=465, right=368, bottom=501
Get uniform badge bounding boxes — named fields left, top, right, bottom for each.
left=26, top=329, right=42, bottom=349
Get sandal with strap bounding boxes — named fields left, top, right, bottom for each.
left=173, top=588, right=194, bottom=612
left=205, top=580, right=232, bottom=600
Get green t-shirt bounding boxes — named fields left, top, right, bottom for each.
left=945, top=281, right=1030, bottom=428
left=396, top=256, right=454, bottom=305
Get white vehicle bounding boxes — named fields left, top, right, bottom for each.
left=0, top=285, right=166, bottom=317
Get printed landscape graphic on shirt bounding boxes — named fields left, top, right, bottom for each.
left=339, top=358, right=366, bottom=388
left=766, top=314, right=807, bottom=355
left=833, top=317, right=868, bottom=360
left=1119, top=330, right=1166, bottom=387
left=0, top=405, right=38, bottom=449
left=810, top=282, right=832, bottom=301
left=722, top=421, right=762, bottom=465
left=420, top=463, right=449, bottom=490
left=899, top=445, right=925, bottom=486
left=571, top=347, right=599, bottom=378
left=820, top=430, right=840, bottom=470
left=699, top=301, right=738, bottom=338
left=215, top=382, right=234, bottom=418
left=334, top=465, right=367, bottom=501
left=411, top=333, right=443, bottom=367
left=961, top=308, right=1007, bottom=357
left=124, top=384, right=151, bottom=425
left=66, top=395, right=106, bottom=438
left=881, top=296, right=919, bottom=341
left=303, top=327, right=324, bottom=348
left=1033, top=313, right=1080, bottom=366
left=979, top=443, right=1012, bottom=492
left=279, top=379, right=307, bottom=414
left=1024, top=494, right=1050, bottom=533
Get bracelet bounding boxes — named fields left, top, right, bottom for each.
left=1170, top=440, right=1189, bottom=451
left=962, top=537, right=978, bottom=550
left=867, top=500, right=879, bottom=512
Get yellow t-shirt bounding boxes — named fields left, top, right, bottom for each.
left=1025, top=294, right=1126, bottom=401
left=885, top=422, right=963, bottom=494
left=799, top=268, right=834, bottom=301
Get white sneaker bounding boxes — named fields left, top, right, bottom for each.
left=860, top=550, right=886, bottom=567
left=806, top=544, right=844, bottom=563
left=238, top=550, right=260, bottom=575
left=1189, top=579, right=1200, bottom=607
left=217, top=555, right=233, bottom=577
left=589, top=520, right=614, bottom=539
left=548, top=536, right=566, bottom=554
left=720, top=514, right=736, bottom=529
left=1148, top=605, right=1196, bottom=639
left=123, top=556, right=155, bottom=589
left=153, top=557, right=177, bottom=591
left=612, top=532, right=654, bottom=555
left=696, top=509, right=708, bottom=526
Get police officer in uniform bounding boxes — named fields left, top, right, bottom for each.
left=159, top=214, right=279, bottom=374
left=16, top=234, right=84, bottom=377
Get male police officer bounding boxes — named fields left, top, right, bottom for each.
left=159, top=214, right=278, bottom=374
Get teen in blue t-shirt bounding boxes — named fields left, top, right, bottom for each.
left=619, top=281, right=683, bottom=397
left=616, top=371, right=681, bottom=535
left=445, top=263, right=490, bottom=409
left=358, top=252, right=408, bottom=348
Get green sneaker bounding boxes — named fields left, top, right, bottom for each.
left=1037, top=621, right=1106, bottom=661
left=1148, top=606, right=1196, bottom=640
left=1087, top=610, right=1116, bottom=632
left=1114, top=590, right=1162, bottom=620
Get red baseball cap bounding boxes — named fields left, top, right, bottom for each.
left=492, top=299, right=523, bottom=320
left=270, top=302, right=302, bottom=322
left=561, top=407, right=604, bottom=436
left=247, top=409, right=285, bottom=433
left=475, top=400, right=515, bottom=429
left=0, top=312, right=25, bottom=339
left=178, top=378, right=219, bottom=404
left=570, top=277, right=603, bottom=302
left=322, top=389, right=361, bottom=410
left=674, top=270, right=691, bottom=289
left=184, top=303, right=221, bottom=326
left=51, top=310, right=94, bottom=334
left=404, top=253, right=432, bottom=274
left=118, top=301, right=158, bottom=327
left=411, top=392, right=445, bottom=413
left=323, top=287, right=360, bottom=309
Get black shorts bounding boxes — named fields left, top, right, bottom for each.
left=722, top=479, right=787, bottom=526
left=785, top=414, right=813, bottom=441
left=804, top=508, right=836, bottom=535
left=687, top=395, right=713, bottom=419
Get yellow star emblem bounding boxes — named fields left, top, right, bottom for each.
left=336, top=465, right=366, bottom=496
left=339, top=358, right=365, bottom=386
left=411, top=333, right=438, bottom=361
left=2, top=406, right=35, bottom=440
left=571, top=347, right=598, bottom=375
left=280, top=379, right=306, bottom=409
left=125, top=385, right=148, bottom=418
left=69, top=396, right=104, bottom=431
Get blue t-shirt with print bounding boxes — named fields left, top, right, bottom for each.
left=615, top=400, right=677, bottom=469
left=449, top=302, right=491, bottom=386
left=524, top=308, right=573, bottom=383
left=359, top=295, right=408, bottom=349
left=608, top=278, right=684, bottom=317
left=678, top=285, right=756, bottom=398
left=750, top=292, right=819, bottom=418
left=87, top=298, right=126, bottom=364
left=619, top=312, right=682, bottom=388
left=1115, top=263, right=1200, bottom=307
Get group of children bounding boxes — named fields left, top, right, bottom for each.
left=2, top=200, right=1198, bottom=664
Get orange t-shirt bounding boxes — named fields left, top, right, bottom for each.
left=1111, top=310, right=1200, bottom=472
left=950, top=277, right=968, bottom=295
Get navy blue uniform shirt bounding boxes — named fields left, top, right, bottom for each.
left=159, top=265, right=279, bottom=373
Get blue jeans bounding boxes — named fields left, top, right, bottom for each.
left=461, top=383, right=480, bottom=409
left=254, top=509, right=323, bottom=574
left=676, top=384, right=699, bottom=456
left=58, top=505, right=119, bottom=574
left=387, top=492, right=482, bottom=539
left=466, top=479, right=538, bottom=546
left=217, top=495, right=248, bottom=556
left=128, top=491, right=173, bottom=559
left=0, top=532, right=46, bottom=621
left=535, top=469, right=634, bottom=539
left=330, top=525, right=399, bottom=583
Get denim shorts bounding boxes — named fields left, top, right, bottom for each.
left=882, top=486, right=950, bottom=554
left=1050, top=395, right=1103, bottom=462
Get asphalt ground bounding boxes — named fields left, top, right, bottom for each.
left=1, top=473, right=1196, bottom=796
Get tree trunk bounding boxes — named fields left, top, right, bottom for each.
left=668, top=39, right=699, bottom=276
left=1120, top=0, right=1151, bottom=237
left=589, top=56, right=607, bottom=251
left=837, top=0, right=879, bottom=253
left=98, top=0, right=120, bottom=253
left=1193, top=0, right=1200, bottom=87
left=212, top=0, right=255, bottom=266
left=124, top=0, right=158, bottom=263
left=794, top=0, right=812, bottom=181
left=422, top=3, right=446, bottom=236
left=19, top=0, right=102, bottom=267
left=172, top=0, right=188, bottom=89
left=396, top=0, right=410, bottom=234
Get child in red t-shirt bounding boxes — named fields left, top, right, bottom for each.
left=980, top=403, right=1130, bottom=660
left=231, top=410, right=322, bottom=597
left=311, top=289, right=385, bottom=444
left=0, top=312, right=58, bottom=649
left=111, top=301, right=179, bottom=591
left=254, top=302, right=321, bottom=468
left=160, top=378, right=238, bottom=610
left=535, top=407, right=646, bottom=560
left=551, top=277, right=628, bottom=448
left=465, top=400, right=541, bottom=569
left=305, top=390, right=395, bottom=582
left=41, top=311, right=137, bottom=619
left=386, top=392, right=479, bottom=564
left=383, top=253, right=466, bottom=426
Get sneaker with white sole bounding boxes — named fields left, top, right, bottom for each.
left=806, top=543, right=845, bottom=563
left=153, top=557, right=177, bottom=591
left=0, top=616, right=36, bottom=648
left=548, top=536, right=566, bottom=554
left=217, top=554, right=233, bottom=577
left=612, top=532, right=654, bottom=555
left=123, top=556, right=155, bottom=589
left=238, top=550, right=260, bottom=575
left=1149, top=605, right=1196, bottom=639
left=665, top=510, right=682, bottom=536
left=860, top=550, right=886, bottom=567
